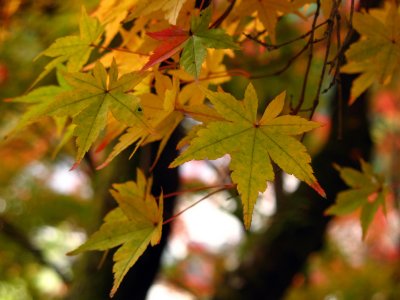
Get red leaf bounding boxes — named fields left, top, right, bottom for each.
left=311, top=181, right=327, bottom=199
left=141, top=26, right=189, bottom=71
left=147, top=26, right=187, bottom=40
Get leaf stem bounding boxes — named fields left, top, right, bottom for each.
left=210, top=0, right=237, bottom=29
left=162, top=187, right=229, bottom=225
left=162, top=183, right=235, bottom=199
left=243, top=20, right=329, bottom=50
left=175, top=106, right=225, bottom=121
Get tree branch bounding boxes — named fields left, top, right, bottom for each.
left=243, top=20, right=329, bottom=51
left=292, top=0, right=321, bottom=115
left=210, top=0, right=236, bottom=29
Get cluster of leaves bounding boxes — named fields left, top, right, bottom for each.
left=341, top=4, right=400, bottom=103
left=68, top=169, right=163, bottom=297
left=326, top=160, right=388, bottom=239
left=7, top=0, right=395, bottom=296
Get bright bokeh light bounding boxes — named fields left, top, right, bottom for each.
left=147, top=281, right=196, bottom=300
left=47, top=163, right=93, bottom=199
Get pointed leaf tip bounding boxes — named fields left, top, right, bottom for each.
left=70, top=161, right=81, bottom=171
left=311, top=181, right=326, bottom=198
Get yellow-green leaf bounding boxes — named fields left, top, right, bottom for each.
left=21, top=60, right=147, bottom=164
left=341, top=5, right=400, bottom=103
left=32, top=7, right=104, bottom=87
left=326, top=160, right=388, bottom=239
left=180, top=6, right=239, bottom=78
left=8, top=68, right=71, bottom=137
left=68, top=169, right=163, bottom=297
left=170, top=83, right=324, bottom=229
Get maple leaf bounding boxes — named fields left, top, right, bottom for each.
left=18, top=60, right=147, bottom=165
left=170, top=83, right=325, bottom=228
left=98, top=74, right=222, bottom=169
left=93, top=0, right=134, bottom=47
left=326, top=160, right=388, bottom=239
left=126, top=0, right=188, bottom=25
left=68, top=169, right=163, bottom=297
left=170, top=49, right=232, bottom=105
left=341, top=5, right=400, bottom=103
left=181, top=6, right=239, bottom=78
left=10, top=68, right=71, bottom=134
left=143, top=7, right=239, bottom=78
left=141, top=26, right=189, bottom=71
left=8, top=69, right=76, bottom=157
left=98, top=75, right=184, bottom=169
left=32, top=7, right=104, bottom=88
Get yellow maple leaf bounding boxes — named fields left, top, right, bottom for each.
left=342, top=4, right=400, bottom=103
left=68, top=169, right=163, bottom=297
left=171, top=83, right=325, bottom=229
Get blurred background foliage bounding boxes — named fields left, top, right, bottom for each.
left=0, top=1, right=400, bottom=300
left=0, top=1, right=97, bottom=299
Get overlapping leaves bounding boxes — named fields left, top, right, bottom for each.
left=13, top=60, right=147, bottom=165
left=326, top=160, right=388, bottom=239
left=171, top=83, right=325, bottom=228
left=126, top=0, right=188, bottom=25
left=143, top=6, right=239, bottom=78
left=97, top=74, right=222, bottom=169
left=236, top=0, right=308, bottom=43
left=342, top=5, right=400, bottom=103
left=68, top=169, right=163, bottom=297
left=33, top=7, right=104, bottom=87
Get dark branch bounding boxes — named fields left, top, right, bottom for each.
left=210, top=0, right=236, bottom=29
left=243, top=20, right=329, bottom=51
left=292, top=0, right=322, bottom=115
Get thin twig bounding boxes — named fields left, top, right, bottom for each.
left=337, top=75, right=343, bottom=140
left=250, top=43, right=309, bottom=79
left=210, top=0, right=236, bottom=29
left=323, top=11, right=341, bottom=94
left=162, top=187, right=228, bottom=225
left=179, top=69, right=251, bottom=84
left=243, top=20, right=329, bottom=50
left=161, top=183, right=235, bottom=199
left=175, top=106, right=226, bottom=121
left=292, top=0, right=321, bottom=115
left=309, top=1, right=339, bottom=121
left=326, top=0, right=355, bottom=70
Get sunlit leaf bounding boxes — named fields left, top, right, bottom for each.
left=68, top=169, right=163, bottom=297
left=342, top=5, right=400, bottom=103
left=171, top=83, right=324, bottom=228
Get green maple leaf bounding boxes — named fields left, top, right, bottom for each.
left=181, top=6, right=239, bottom=78
left=97, top=76, right=184, bottom=169
left=19, top=60, right=147, bottom=165
left=32, top=7, right=104, bottom=88
left=170, top=83, right=325, bottom=229
left=97, top=75, right=222, bottom=170
left=341, top=5, right=400, bottom=103
left=11, top=68, right=71, bottom=134
left=326, top=160, right=388, bottom=239
left=9, top=69, right=75, bottom=157
left=68, top=169, right=163, bottom=298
